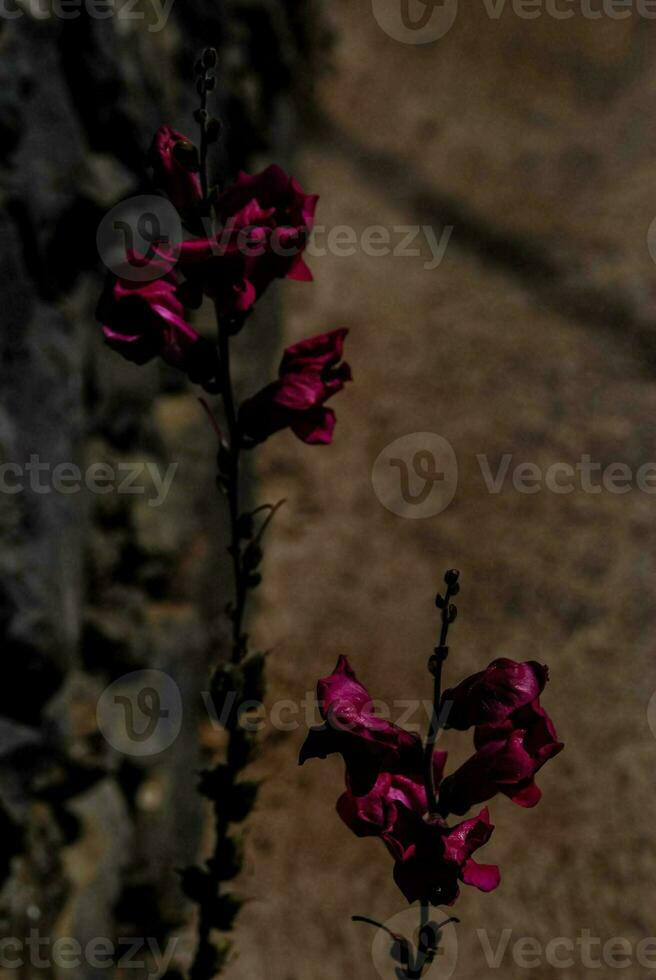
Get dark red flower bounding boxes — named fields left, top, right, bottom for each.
left=148, top=126, right=202, bottom=214
left=394, top=808, right=500, bottom=905
left=438, top=699, right=564, bottom=816
left=97, top=263, right=220, bottom=387
left=178, top=164, right=318, bottom=320
left=441, top=658, right=549, bottom=730
left=299, top=656, right=423, bottom=796
left=239, top=329, right=351, bottom=446
left=337, top=768, right=500, bottom=905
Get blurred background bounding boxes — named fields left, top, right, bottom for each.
left=2, top=0, right=656, bottom=977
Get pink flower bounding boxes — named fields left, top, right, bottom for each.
left=442, top=658, right=549, bottom=730
left=438, top=699, right=564, bottom=816
left=239, top=329, right=351, bottom=446
left=97, top=264, right=220, bottom=387
left=178, top=164, right=318, bottom=320
left=299, top=656, right=422, bottom=796
left=148, top=126, right=202, bottom=214
left=337, top=768, right=500, bottom=905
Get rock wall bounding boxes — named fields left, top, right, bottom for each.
left=0, top=3, right=324, bottom=976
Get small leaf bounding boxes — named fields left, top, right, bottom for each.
left=227, top=728, right=255, bottom=771
left=211, top=893, right=243, bottom=931
left=209, top=835, right=244, bottom=882
left=242, top=651, right=267, bottom=702
left=198, top=764, right=232, bottom=802
left=242, top=543, right=263, bottom=571
left=227, top=781, right=259, bottom=823
left=179, top=866, right=215, bottom=904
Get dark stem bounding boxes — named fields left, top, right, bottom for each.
left=199, top=84, right=209, bottom=203
left=189, top=311, right=245, bottom=980
left=423, top=570, right=459, bottom=816
left=216, top=310, right=247, bottom=663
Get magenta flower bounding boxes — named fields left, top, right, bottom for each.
left=299, top=656, right=423, bottom=796
left=239, top=329, right=352, bottom=446
left=394, top=808, right=500, bottom=905
left=97, top=265, right=220, bottom=387
left=178, top=164, right=318, bottom=320
left=149, top=126, right=202, bottom=214
left=337, top=768, right=500, bottom=905
left=438, top=699, right=564, bottom=816
left=442, top=658, right=549, bottom=730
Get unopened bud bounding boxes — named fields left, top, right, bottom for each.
left=173, top=139, right=200, bottom=172
left=203, top=47, right=218, bottom=68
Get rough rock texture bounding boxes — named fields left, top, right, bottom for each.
left=0, top=3, right=324, bottom=976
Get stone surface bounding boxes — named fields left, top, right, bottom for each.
left=0, top=2, right=322, bottom=976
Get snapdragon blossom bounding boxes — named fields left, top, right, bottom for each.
left=97, top=264, right=220, bottom=386
left=299, top=656, right=423, bottom=796
left=178, top=164, right=318, bottom=320
left=239, top=329, right=351, bottom=446
left=438, top=698, right=564, bottom=815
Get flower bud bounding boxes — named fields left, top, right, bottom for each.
left=203, top=46, right=218, bottom=68
left=172, top=139, right=200, bottom=173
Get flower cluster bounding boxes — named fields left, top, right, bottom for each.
left=97, top=57, right=353, bottom=978
left=300, top=654, right=563, bottom=907
left=97, top=125, right=351, bottom=446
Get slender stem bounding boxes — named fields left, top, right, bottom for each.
left=190, top=314, right=244, bottom=980
left=423, top=660, right=444, bottom=816
left=216, top=310, right=247, bottom=662
left=199, top=87, right=209, bottom=203
left=423, top=573, right=458, bottom=816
